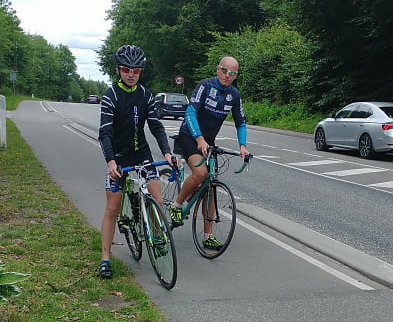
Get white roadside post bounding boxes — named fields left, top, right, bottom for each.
left=0, top=94, right=7, bottom=148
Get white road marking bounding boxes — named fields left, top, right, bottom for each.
left=323, top=168, right=388, bottom=177
left=288, top=160, right=345, bottom=166
left=235, top=216, right=374, bottom=290
left=255, top=155, right=280, bottom=159
left=369, top=181, right=393, bottom=188
left=40, top=101, right=48, bottom=112
left=62, top=125, right=100, bottom=148
left=282, top=148, right=300, bottom=153
left=304, top=153, right=323, bottom=158
left=256, top=156, right=393, bottom=196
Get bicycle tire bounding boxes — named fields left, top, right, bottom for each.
left=192, top=181, right=236, bottom=259
left=119, top=192, right=142, bottom=261
left=144, top=196, right=177, bottom=289
left=159, top=168, right=181, bottom=223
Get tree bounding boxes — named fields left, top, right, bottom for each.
left=98, top=0, right=266, bottom=93
left=286, top=0, right=393, bottom=111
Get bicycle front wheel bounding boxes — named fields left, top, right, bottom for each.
left=144, top=196, right=177, bottom=289
left=192, top=181, right=236, bottom=259
left=119, top=192, right=142, bottom=261
left=159, top=168, right=181, bottom=223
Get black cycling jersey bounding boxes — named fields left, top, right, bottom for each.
left=98, top=82, right=170, bottom=165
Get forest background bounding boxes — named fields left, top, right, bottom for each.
left=1, top=0, right=393, bottom=133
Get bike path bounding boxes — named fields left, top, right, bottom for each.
left=11, top=101, right=393, bottom=322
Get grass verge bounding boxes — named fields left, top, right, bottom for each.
left=0, top=118, right=167, bottom=320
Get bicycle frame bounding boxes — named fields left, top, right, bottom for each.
left=118, top=162, right=168, bottom=243
left=180, top=155, right=217, bottom=220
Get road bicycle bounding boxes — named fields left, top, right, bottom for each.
left=113, top=160, right=177, bottom=289
left=159, top=136, right=252, bottom=259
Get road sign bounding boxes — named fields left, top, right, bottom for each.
left=10, top=72, right=17, bottom=81
left=174, top=75, right=184, bottom=85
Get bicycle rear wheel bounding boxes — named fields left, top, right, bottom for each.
left=159, top=168, right=181, bottom=222
left=118, top=192, right=142, bottom=261
left=144, top=196, right=177, bottom=289
left=192, top=181, right=236, bottom=259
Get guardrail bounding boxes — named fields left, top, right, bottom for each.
left=0, top=94, right=6, bottom=148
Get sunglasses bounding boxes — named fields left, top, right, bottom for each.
left=118, top=66, right=142, bottom=75
left=218, top=65, right=238, bottom=76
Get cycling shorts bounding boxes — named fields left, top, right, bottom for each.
left=177, top=133, right=208, bottom=161
left=105, top=153, right=159, bottom=191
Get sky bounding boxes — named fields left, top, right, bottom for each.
left=11, top=0, right=113, bottom=84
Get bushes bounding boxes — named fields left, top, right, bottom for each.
left=0, top=87, right=12, bottom=97
left=241, top=100, right=324, bottom=133
left=201, top=22, right=313, bottom=107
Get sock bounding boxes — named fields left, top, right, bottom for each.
left=173, top=201, right=182, bottom=208
left=204, top=233, right=211, bottom=240
left=101, top=259, right=110, bottom=264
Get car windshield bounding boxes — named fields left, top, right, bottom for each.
left=166, top=94, right=188, bottom=103
left=379, top=106, right=393, bottom=118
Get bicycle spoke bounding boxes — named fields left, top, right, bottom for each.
left=192, top=182, right=236, bottom=259
left=144, top=197, right=177, bottom=289
left=119, top=192, right=142, bottom=261
left=159, top=168, right=181, bottom=223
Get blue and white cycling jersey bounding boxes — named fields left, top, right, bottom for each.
left=179, top=76, right=247, bottom=146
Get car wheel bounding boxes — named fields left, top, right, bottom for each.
left=359, top=133, right=375, bottom=159
left=315, top=128, right=329, bottom=151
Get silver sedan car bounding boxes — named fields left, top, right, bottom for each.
left=314, top=102, right=393, bottom=158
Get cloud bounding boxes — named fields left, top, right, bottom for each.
left=64, top=36, right=106, bottom=50
left=11, top=0, right=112, bottom=83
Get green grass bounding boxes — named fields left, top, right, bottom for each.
left=0, top=95, right=322, bottom=321
left=0, top=103, right=167, bottom=321
left=3, top=95, right=43, bottom=111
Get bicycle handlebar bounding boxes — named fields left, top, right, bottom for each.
left=194, top=146, right=253, bottom=174
left=111, top=160, right=171, bottom=192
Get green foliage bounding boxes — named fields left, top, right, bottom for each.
left=287, top=0, right=393, bottom=111
left=0, top=1, right=107, bottom=102
left=98, top=0, right=266, bottom=94
left=0, top=261, right=30, bottom=303
left=202, top=22, right=313, bottom=105
left=241, top=100, right=323, bottom=133
left=0, top=117, right=167, bottom=321
left=4, top=0, right=393, bottom=114
left=0, top=86, right=12, bottom=96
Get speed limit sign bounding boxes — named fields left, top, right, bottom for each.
left=174, top=75, right=184, bottom=85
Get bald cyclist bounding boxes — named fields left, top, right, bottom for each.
left=169, top=56, right=250, bottom=250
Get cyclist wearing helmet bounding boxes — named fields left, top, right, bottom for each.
left=169, top=56, right=250, bottom=250
left=98, top=44, right=173, bottom=278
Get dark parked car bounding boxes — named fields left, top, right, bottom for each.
left=87, top=95, right=100, bottom=104
left=154, top=92, right=189, bottom=119
left=314, top=101, right=393, bottom=158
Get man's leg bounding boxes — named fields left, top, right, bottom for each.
left=169, top=154, right=208, bottom=226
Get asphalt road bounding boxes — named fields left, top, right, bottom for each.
left=10, top=100, right=393, bottom=322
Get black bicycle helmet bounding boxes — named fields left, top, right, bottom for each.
left=115, top=45, right=146, bottom=68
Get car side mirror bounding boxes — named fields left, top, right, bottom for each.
left=330, top=113, right=336, bottom=118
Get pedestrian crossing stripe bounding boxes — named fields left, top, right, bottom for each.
left=288, top=160, right=344, bottom=166
left=368, top=181, right=393, bottom=188
left=322, top=168, right=388, bottom=177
